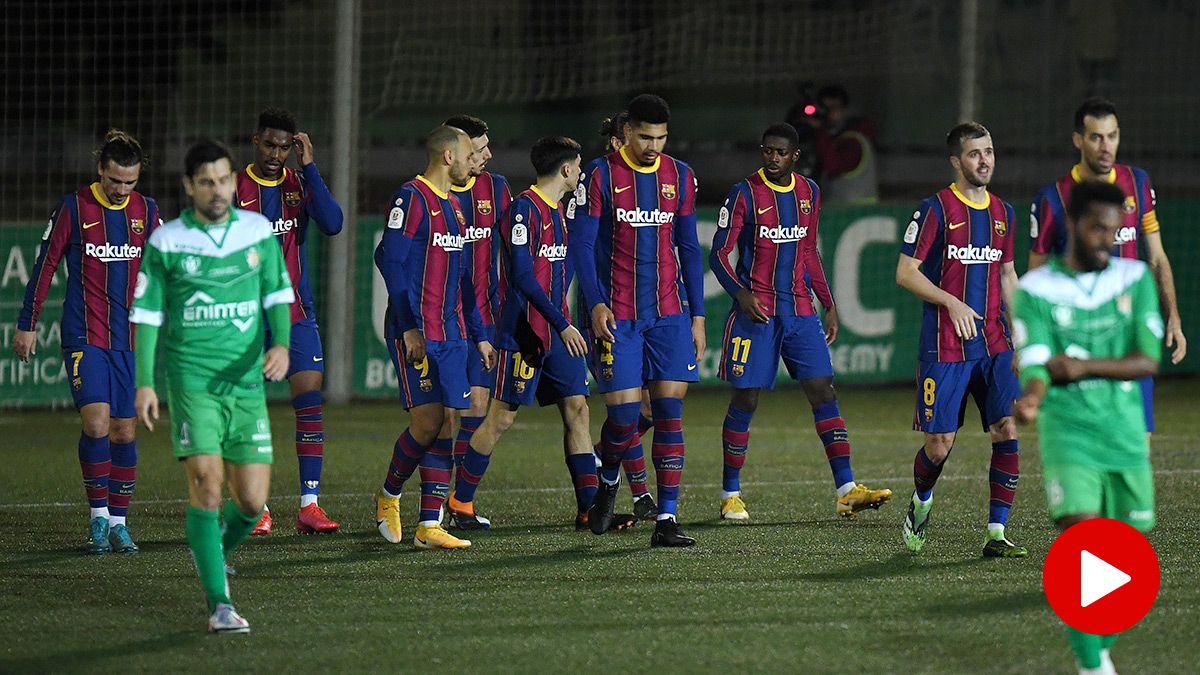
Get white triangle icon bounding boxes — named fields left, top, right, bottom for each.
left=1080, top=550, right=1131, bottom=608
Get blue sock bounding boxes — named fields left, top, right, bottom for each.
left=988, top=439, right=1019, bottom=526
left=292, top=390, right=324, bottom=498
left=453, top=445, right=491, bottom=504
left=813, top=400, right=854, bottom=488
left=107, top=441, right=137, bottom=517
left=566, top=452, right=599, bottom=512
left=599, top=402, right=641, bottom=484
left=418, top=438, right=454, bottom=523
left=78, top=433, right=111, bottom=510
left=721, top=404, right=754, bottom=493
left=454, top=415, right=483, bottom=468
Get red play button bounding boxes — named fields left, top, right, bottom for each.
left=1043, top=518, right=1160, bottom=634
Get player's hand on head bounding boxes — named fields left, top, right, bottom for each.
left=263, top=344, right=289, bottom=381
left=1165, top=317, right=1186, bottom=364
left=403, top=328, right=426, bottom=364
left=823, top=306, right=839, bottom=345
left=135, top=386, right=159, bottom=431
left=591, top=304, right=616, bottom=342
left=561, top=325, right=588, bottom=358
left=293, top=132, right=314, bottom=166
left=478, top=341, right=497, bottom=371
left=11, top=329, right=36, bottom=363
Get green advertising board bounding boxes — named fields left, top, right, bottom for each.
left=5, top=200, right=1198, bottom=406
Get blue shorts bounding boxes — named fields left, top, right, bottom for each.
left=265, top=318, right=325, bottom=378
left=63, top=346, right=135, bottom=418
left=719, top=310, right=833, bottom=389
left=493, top=347, right=590, bottom=407
left=1140, top=376, right=1155, bottom=433
left=589, top=314, right=699, bottom=394
left=913, top=352, right=1019, bottom=434
left=468, top=325, right=497, bottom=390
left=388, top=338, right=470, bottom=411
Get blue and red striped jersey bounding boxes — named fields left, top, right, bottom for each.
left=495, top=186, right=572, bottom=353
left=375, top=175, right=483, bottom=343
left=568, top=147, right=705, bottom=321
left=19, top=183, right=159, bottom=351
left=710, top=169, right=833, bottom=316
left=900, top=184, right=1016, bottom=363
left=1030, top=163, right=1158, bottom=260
left=235, top=163, right=343, bottom=323
left=450, top=171, right=512, bottom=328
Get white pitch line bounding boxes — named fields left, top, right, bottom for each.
left=1, top=468, right=1196, bottom=510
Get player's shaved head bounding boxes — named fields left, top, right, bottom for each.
left=946, top=122, right=990, bottom=157
left=426, top=125, right=469, bottom=159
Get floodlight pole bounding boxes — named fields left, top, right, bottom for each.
left=325, top=0, right=361, bottom=404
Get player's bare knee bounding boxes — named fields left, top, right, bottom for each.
left=989, top=417, right=1017, bottom=441
left=189, top=473, right=223, bottom=510
left=109, top=418, right=136, bottom=444
left=801, top=378, right=836, bottom=407
left=924, top=433, right=955, bottom=462
left=80, top=414, right=110, bottom=439
left=731, top=388, right=759, bottom=412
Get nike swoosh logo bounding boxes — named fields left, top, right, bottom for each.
left=687, top=364, right=697, bottom=371
left=431, top=210, right=442, bottom=217
left=82, top=221, right=100, bottom=230
left=463, top=392, right=471, bottom=398
left=757, top=206, right=774, bottom=215
left=239, top=198, right=257, bottom=207
left=313, top=356, right=323, bottom=362
left=948, top=221, right=965, bottom=230
left=613, top=186, right=631, bottom=194
left=542, top=221, right=553, bottom=230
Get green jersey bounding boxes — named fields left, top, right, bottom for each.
left=130, top=208, right=293, bottom=394
left=1013, top=257, right=1162, bottom=468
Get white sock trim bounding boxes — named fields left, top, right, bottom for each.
left=90, top=507, right=110, bottom=519
left=836, top=481, right=857, bottom=497
left=300, top=494, right=318, bottom=507
left=108, top=515, right=126, bottom=526
left=720, top=490, right=740, bottom=500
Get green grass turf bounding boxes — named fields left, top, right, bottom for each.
left=1, top=381, right=1198, bottom=673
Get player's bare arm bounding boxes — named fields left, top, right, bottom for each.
left=11, top=329, right=36, bottom=362
left=896, top=253, right=982, bottom=339
left=691, top=315, right=706, bottom=358
left=476, top=340, right=497, bottom=371
left=1142, top=231, right=1186, bottom=364
left=1045, top=352, right=1159, bottom=384
left=135, top=386, right=159, bottom=431
left=403, top=327, right=426, bottom=364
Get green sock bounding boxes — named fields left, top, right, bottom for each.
left=1067, top=626, right=1103, bottom=670
left=221, top=500, right=260, bottom=557
left=186, top=506, right=231, bottom=612
left=1100, top=633, right=1118, bottom=650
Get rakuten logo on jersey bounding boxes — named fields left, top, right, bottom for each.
left=946, top=243, right=1003, bottom=264
left=758, top=224, right=809, bottom=243
left=616, top=207, right=674, bottom=228
left=84, top=242, right=142, bottom=262
left=272, top=218, right=298, bottom=236
left=538, top=243, right=568, bottom=261
left=432, top=232, right=464, bottom=251
left=464, top=225, right=491, bottom=242
left=1114, top=226, right=1138, bottom=244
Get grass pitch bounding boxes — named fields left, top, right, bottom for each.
left=2, top=382, right=1198, bottom=673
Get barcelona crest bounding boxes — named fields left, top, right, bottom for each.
left=1123, top=195, right=1136, bottom=214
left=799, top=199, right=812, bottom=214
left=514, top=380, right=526, bottom=394
left=129, top=218, right=145, bottom=235
left=602, top=367, right=614, bottom=381
left=284, top=190, right=302, bottom=207
left=924, top=408, right=934, bottom=422
left=732, top=364, right=744, bottom=377
left=661, top=183, right=676, bottom=200
left=993, top=219, right=1008, bottom=237
left=477, top=199, right=493, bottom=216
left=419, top=378, right=433, bottom=392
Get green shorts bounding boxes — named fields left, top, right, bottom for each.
left=168, top=389, right=274, bottom=465
left=1043, top=463, right=1155, bottom=532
